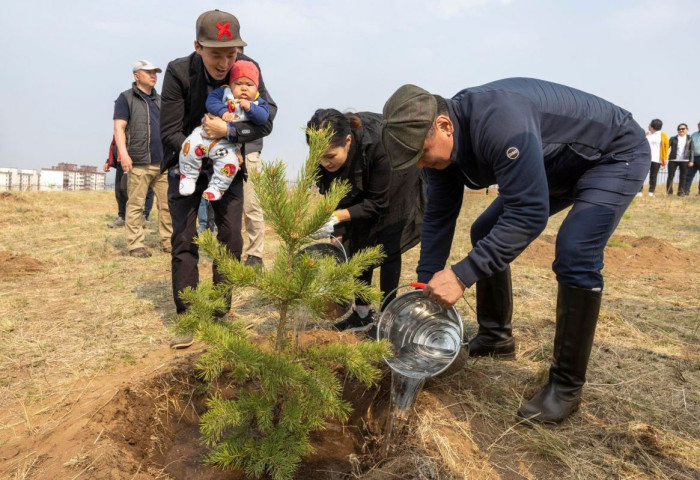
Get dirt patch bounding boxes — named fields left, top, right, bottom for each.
left=0, top=250, right=45, bottom=277
left=516, top=234, right=699, bottom=291
left=1, top=335, right=392, bottom=480
left=0, top=191, right=26, bottom=202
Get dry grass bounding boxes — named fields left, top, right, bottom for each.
left=0, top=187, right=699, bottom=479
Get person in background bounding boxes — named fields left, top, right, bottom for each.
left=237, top=47, right=267, bottom=268
left=666, top=123, right=694, bottom=196
left=104, top=137, right=155, bottom=227
left=113, top=60, right=172, bottom=257
left=637, top=118, right=668, bottom=197
left=197, top=197, right=216, bottom=234
left=682, top=121, right=700, bottom=196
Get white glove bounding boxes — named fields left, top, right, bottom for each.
left=310, top=213, right=339, bottom=240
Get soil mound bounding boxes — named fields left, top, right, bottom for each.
left=0, top=251, right=45, bottom=278
left=518, top=234, right=698, bottom=277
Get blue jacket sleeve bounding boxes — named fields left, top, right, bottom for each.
left=416, top=164, right=464, bottom=283
left=450, top=92, right=549, bottom=288
left=245, top=97, right=270, bottom=126
left=206, top=87, right=230, bottom=118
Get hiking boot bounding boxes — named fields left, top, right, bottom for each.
left=169, top=335, right=194, bottom=349
left=244, top=255, right=263, bottom=268
left=129, top=247, right=152, bottom=258
left=108, top=216, right=125, bottom=228
left=334, top=309, right=375, bottom=332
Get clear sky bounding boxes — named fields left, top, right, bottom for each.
left=1, top=0, right=698, bottom=179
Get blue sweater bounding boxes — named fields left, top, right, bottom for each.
left=417, top=77, right=646, bottom=287
left=205, top=86, right=270, bottom=126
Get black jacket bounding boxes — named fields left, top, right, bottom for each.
left=668, top=135, right=694, bottom=161
left=317, top=112, right=425, bottom=255
left=160, top=52, right=277, bottom=172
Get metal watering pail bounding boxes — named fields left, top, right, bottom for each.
left=296, top=238, right=352, bottom=320
left=376, top=283, right=466, bottom=379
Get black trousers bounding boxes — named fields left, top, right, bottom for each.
left=666, top=161, right=689, bottom=195
left=647, top=162, right=661, bottom=193
left=354, top=222, right=405, bottom=309
left=168, top=170, right=243, bottom=313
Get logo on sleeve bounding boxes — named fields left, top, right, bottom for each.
left=506, top=147, right=520, bottom=160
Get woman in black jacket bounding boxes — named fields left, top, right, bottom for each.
left=667, top=123, right=694, bottom=196
left=306, top=109, right=425, bottom=331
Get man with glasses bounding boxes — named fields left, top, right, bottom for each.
left=683, top=122, right=700, bottom=195
left=667, top=123, right=694, bottom=196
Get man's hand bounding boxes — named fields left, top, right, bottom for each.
left=423, top=269, right=466, bottom=307
left=238, top=98, right=251, bottom=111
left=202, top=114, right=228, bottom=140
left=310, top=213, right=339, bottom=240
left=121, top=154, right=134, bottom=172
left=102, top=162, right=110, bottom=173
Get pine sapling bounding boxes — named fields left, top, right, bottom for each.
left=173, top=126, right=391, bottom=480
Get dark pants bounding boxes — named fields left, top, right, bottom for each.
left=115, top=163, right=154, bottom=218
left=354, top=222, right=405, bottom=309
left=471, top=142, right=650, bottom=290
left=667, top=161, right=689, bottom=195
left=684, top=161, right=700, bottom=194
left=647, top=162, right=661, bottom=193
left=168, top=170, right=243, bottom=314
left=115, top=162, right=128, bottom=218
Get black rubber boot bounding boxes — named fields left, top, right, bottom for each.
left=468, top=266, right=516, bottom=358
left=517, top=283, right=602, bottom=424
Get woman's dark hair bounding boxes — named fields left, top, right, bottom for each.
left=306, top=109, right=362, bottom=147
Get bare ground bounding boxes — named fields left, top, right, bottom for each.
left=1, top=190, right=698, bottom=479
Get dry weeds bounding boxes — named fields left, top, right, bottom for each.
left=0, top=188, right=699, bottom=479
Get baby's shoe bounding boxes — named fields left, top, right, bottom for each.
left=202, top=187, right=223, bottom=202
left=179, top=176, right=196, bottom=196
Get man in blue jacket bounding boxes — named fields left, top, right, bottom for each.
left=382, top=79, right=650, bottom=423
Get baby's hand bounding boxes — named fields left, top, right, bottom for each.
left=222, top=112, right=234, bottom=122
left=238, top=99, right=251, bottom=111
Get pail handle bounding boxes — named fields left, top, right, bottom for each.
left=380, top=282, right=427, bottom=312
left=329, top=235, right=348, bottom=262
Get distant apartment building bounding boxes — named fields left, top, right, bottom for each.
left=0, top=164, right=106, bottom=191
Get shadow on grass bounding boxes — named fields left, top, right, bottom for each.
left=133, top=279, right=175, bottom=328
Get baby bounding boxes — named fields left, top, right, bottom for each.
left=178, top=60, right=269, bottom=201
